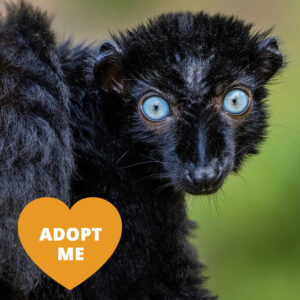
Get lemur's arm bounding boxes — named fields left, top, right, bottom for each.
left=0, top=2, right=74, bottom=297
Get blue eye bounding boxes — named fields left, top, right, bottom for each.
left=141, top=96, right=170, bottom=121
left=223, top=89, right=250, bottom=115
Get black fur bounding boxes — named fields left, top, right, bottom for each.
left=0, top=2, right=74, bottom=298
left=0, top=2, right=283, bottom=299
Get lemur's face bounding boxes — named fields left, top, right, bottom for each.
left=94, top=13, right=283, bottom=195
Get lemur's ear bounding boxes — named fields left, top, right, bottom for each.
left=93, top=41, right=124, bottom=93
left=258, top=38, right=283, bottom=81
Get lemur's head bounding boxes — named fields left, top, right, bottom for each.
left=94, top=12, right=283, bottom=195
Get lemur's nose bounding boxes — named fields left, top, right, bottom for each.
left=184, top=165, right=222, bottom=193
left=193, top=166, right=216, bottom=184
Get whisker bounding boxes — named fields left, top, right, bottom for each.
left=134, top=173, right=170, bottom=183
left=213, top=194, right=221, bottom=217
left=116, top=149, right=130, bottom=164
left=121, top=160, right=161, bottom=169
left=236, top=173, right=252, bottom=194
left=154, top=182, right=173, bottom=194
left=235, top=143, right=257, bottom=156
left=140, top=154, right=178, bottom=168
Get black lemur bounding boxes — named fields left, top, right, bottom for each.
left=0, top=1, right=283, bottom=299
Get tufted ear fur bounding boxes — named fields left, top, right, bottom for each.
left=93, top=41, right=124, bottom=93
left=258, top=37, right=283, bottom=81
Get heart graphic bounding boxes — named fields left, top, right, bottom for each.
left=18, top=197, right=122, bottom=290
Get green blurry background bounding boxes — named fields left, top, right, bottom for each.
left=32, top=0, right=300, bottom=299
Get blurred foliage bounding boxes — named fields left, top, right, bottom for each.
left=32, top=0, right=300, bottom=299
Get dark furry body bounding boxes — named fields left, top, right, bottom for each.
left=0, top=2, right=283, bottom=299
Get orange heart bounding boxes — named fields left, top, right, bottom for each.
left=18, top=197, right=122, bottom=290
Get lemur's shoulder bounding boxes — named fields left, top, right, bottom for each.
left=58, top=40, right=97, bottom=87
